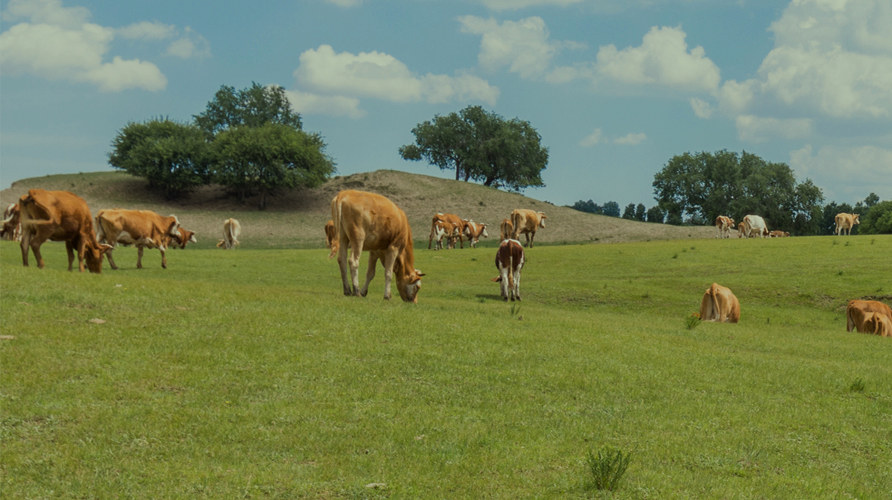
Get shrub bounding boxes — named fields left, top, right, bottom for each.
left=584, top=447, right=631, bottom=491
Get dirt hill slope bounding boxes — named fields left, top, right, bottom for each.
left=1, top=170, right=713, bottom=247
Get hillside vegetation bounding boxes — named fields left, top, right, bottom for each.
left=1, top=170, right=713, bottom=248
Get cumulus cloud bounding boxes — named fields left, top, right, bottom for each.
left=690, top=98, right=713, bottom=119
left=117, top=21, right=175, bottom=40
left=285, top=89, right=364, bottom=119
left=595, top=26, right=720, bottom=93
left=790, top=144, right=892, bottom=202
left=614, top=132, right=646, bottom=145
left=165, top=27, right=211, bottom=59
left=479, top=0, right=583, bottom=10
left=459, top=16, right=559, bottom=79
left=579, top=128, right=604, bottom=147
left=291, top=44, right=499, bottom=117
left=735, top=115, right=812, bottom=143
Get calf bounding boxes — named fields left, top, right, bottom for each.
left=431, top=219, right=459, bottom=250
left=492, top=239, right=525, bottom=301
left=835, top=213, right=860, bottom=236
left=216, top=218, right=241, bottom=249
left=714, top=215, right=734, bottom=239
left=699, top=283, right=740, bottom=323
left=464, top=220, right=489, bottom=248
left=846, top=300, right=892, bottom=334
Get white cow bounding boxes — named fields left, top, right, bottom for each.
left=742, top=215, right=768, bottom=239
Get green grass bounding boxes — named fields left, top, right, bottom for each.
left=2, top=236, right=891, bottom=498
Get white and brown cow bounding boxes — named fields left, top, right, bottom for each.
left=171, top=226, right=197, bottom=249
left=1, top=202, right=22, bottom=241
left=19, top=189, right=109, bottom=273
left=699, top=283, right=740, bottom=323
left=492, top=239, right=524, bottom=301
left=332, top=190, right=424, bottom=302
left=216, top=218, right=241, bottom=249
left=464, top=220, right=489, bottom=248
left=846, top=299, right=892, bottom=335
left=430, top=218, right=460, bottom=250
left=834, top=213, right=860, bottom=236
left=510, top=209, right=546, bottom=248
left=714, top=215, right=735, bottom=239
left=742, top=215, right=768, bottom=239
left=95, top=209, right=183, bottom=269
left=429, top=213, right=468, bottom=249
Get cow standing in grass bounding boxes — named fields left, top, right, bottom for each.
left=699, top=283, right=740, bottom=323
left=492, top=239, right=524, bottom=301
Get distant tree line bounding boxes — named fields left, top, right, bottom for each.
left=569, top=150, right=890, bottom=234
left=108, top=83, right=335, bottom=209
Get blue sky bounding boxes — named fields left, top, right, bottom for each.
left=2, top=0, right=890, bottom=207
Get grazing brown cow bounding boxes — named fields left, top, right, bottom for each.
left=19, top=189, right=109, bottom=273
left=324, top=219, right=338, bottom=258
left=499, top=218, right=514, bottom=241
left=714, top=215, right=735, bottom=239
left=95, top=209, right=182, bottom=269
left=491, top=239, right=524, bottom=301
left=846, top=300, right=892, bottom=334
left=1, top=202, right=21, bottom=241
left=430, top=218, right=459, bottom=250
left=429, top=213, right=468, bottom=249
left=699, top=283, right=740, bottom=323
left=171, top=226, right=197, bottom=249
left=332, top=190, right=424, bottom=302
left=464, top=220, right=489, bottom=248
left=510, top=209, right=546, bottom=247
left=216, top=218, right=241, bottom=249
left=835, top=213, right=860, bottom=236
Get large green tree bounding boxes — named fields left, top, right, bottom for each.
left=194, top=82, right=302, bottom=137
left=399, top=105, right=547, bottom=191
left=108, top=119, right=211, bottom=199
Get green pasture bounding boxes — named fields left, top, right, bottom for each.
left=1, top=236, right=890, bottom=498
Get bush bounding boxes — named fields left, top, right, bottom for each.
left=860, top=201, right=892, bottom=234
left=584, top=447, right=631, bottom=491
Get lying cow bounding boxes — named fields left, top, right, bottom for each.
left=492, top=239, right=524, bottom=301
left=846, top=300, right=892, bottom=335
left=464, top=220, right=488, bottom=248
left=768, top=230, right=790, bottom=238
left=714, top=215, right=735, bottom=239
left=510, top=209, right=546, bottom=247
left=332, top=190, right=424, bottom=302
left=699, top=283, right=740, bottom=323
left=835, top=213, right=860, bottom=236
left=96, top=209, right=183, bottom=269
left=1, top=202, right=21, bottom=241
left=216, top=218, right=241, bottom=249
left=19, top=189, right=109, bottom=272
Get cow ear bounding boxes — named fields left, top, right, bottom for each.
left=99, top=243, right=112, bottom=254
left=414, top=269, right=425, bottom=278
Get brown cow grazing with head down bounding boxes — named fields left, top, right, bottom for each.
left=332, top=190, right=424, bottom=302
left=464, top=220, right=489, bottom=248
left=510, top=209, right=546, bottom=247
left=499, top=218, right=514, bottom=241
left=491, top=239, right=524, bottom=301
left=1, top=202, right=22, bottom=241
left=19, top=189, right=109, bottom=273
left=715, top=215, right=735, bottom=239
left=699, top=283, right=740, bottom=323
left=835, top=213, right=860, bottom=236
left=216, top=218, right=241, bottom=249
left=846, top=300, right=892, bottom=335
left=96, top=209, right=183, bottom=269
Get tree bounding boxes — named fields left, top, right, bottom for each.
left=400, top=105, right=548, bottom=192
left=213, top=124, right=334, bottom=209
left=635, top=203, right=646, bottom=222
left=860, top=200, right=892, bottom=234
left=570, top=199, right=601, bottom=214
left=602, top=201, right=620, bottom=217
left=622, top=203, right=636, bottom=220
left=108, top=119, right=210, bottom=199
left=646, top=205, right=665, bottom=223
left=194, top=82, right=302, bottom=137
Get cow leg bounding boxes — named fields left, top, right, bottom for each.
left=336, top=241, right=353, bottom=296
left=499, top=265, right=509, bottom=301
left=65, top=240, right=76, bottom=271
left=105, top=245, right=119, bottom=270
left=513, top=267, right=522, bottom=301
left=380, top=250, right=399, bottom=300
left=20, top=230, right=31, bottom=267
left=348, top=242, right=364, bottom=296
left=159, top=246, right=167, bottom=269
left=137, top=247, right=144, bottom=269
left=362, top=252, right=382, bottom=298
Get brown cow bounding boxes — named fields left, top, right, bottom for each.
left=863, top=312, right=892, bottom=337
left=1, top=202, right=21, bottom=241
left=324, top=219, right=338, bottom=258
left=714, top=215, right=735, bottom=239
left=216, top=218, right=241, bottom=249
left=430, top=218, right=459, bottom=250
left=510, top=209, right=546, bottom=247
left=835, top=213, right=860, bottom=236
left=332, top=190, right=424, bottom=302
left=499, top=218, right=514, bottom=241
left=768, top=230, right=790, bottom=238
left=171, top=226, right=197, bottom=249
left=699, top=283, right=740, bottom=323
left=737, top=222, right=747, bottom=238
left=18, top=189, right=109, bottom=273
left=491, top=239, right=524, bottom=301
left=429, top=213, right=468, bottom=249
left=846, top=300, right=892, bottom=334
left=95, top=209, right=182, bottom=269
left=464, top=220, right=489, bottom=248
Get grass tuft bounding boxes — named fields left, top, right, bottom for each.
left=849, top=378, right=866, bottom=393
left=685, top=313, right=700, bottom=330
left=584, top=447, right=631, bottom=492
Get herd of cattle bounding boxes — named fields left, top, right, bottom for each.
left=1, top=188, right=887, bottom=337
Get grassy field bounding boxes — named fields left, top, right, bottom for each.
left=1, top=235, right=891, bottom=498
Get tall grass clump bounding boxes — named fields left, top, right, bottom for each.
left=584, top=447, right=631, bottom=492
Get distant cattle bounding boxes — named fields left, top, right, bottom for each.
left=19, top=189, right=109, bottom=273
left=714, top=216, right=735, bottom=239
left=429, top=213, right=468, bottom=249
left=430, top=218, right=459, bottom=250
left=834, top=213, right=860, bottom=236
left=768, top=230, right=790, bottom=238
left=216, top=218, right=241, bottom=249
left=324, top=219, right=338, bottom=258
left=699, top=283, right=740, bottom=323
left=96, top=209, right=183, bottom=269
left=464, top=220, right=489, bottom=248
left=492, top=239, right=524, bottom=301
left=737, top=222, right=747, bottom=238
left=742, top=215, right=768, bottom=239
left=1, top=202, right=21, bottom=241
left=510, top=209, right=546, bottom=247
left=172, top=226, right=197, bottom=249
left=332, top=190, right=424, bottom=302
left=499, top=218, right=514, bottom=241
left=846, top=300, right=892, bottom=336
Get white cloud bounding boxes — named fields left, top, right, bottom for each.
left=117, top=21, right=175, bottom=40
left=595, top=26, right=720, bottom=92
left=459, top=16, right=557, bottom=79
left=292, top=44, right=499, bottom=114
left=480, top=0, right=583, bottom=10
left=735, top=115, right=812, bottom=143
left=2, top=0, right=89, bottom=28
left=83, top=56, right=167, bottom=92
left=579, top=128, right=604, bottom=147
left=717, top=79, right=757, bottom=115
left=285, top=89, right=365, bottom=119
left=166, top=28, right=211, bottom=59
left=614, top=132, right=646, bottom=145
left=326, top=0, right=363, bottom=6
left=690, top=98, right=713, bottom=119
left=790, top=144, right=892, bottom=202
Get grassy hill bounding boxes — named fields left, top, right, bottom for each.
left=1, top=170, right=713, bottom=248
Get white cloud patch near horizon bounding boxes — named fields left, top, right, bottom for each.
left=736, top=115, right=812, bottom=143
left=291, top=44, right=499, bottom=117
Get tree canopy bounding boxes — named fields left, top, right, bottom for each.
left=399, top=105, right=547, bottom=192
left=194, top=82, right=302, bottom=137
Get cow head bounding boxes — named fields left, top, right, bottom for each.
left=173, top=227, right=197, bottom=249
left=537, top=213, right=547, bottom=228
left=397, top=269, right=425, bottom=303
left=480, top=223, right=489, bottom=238
left=853, top=214, right=861, bottom=225
left=85, top=242, right=112, bottom=273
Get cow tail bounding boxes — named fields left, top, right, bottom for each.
left=508, top=252, right=515, bottom=291
left=95, top=212, right=106, bottom=244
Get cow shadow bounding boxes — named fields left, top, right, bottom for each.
left=475, top=293, right=508, bottom=302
